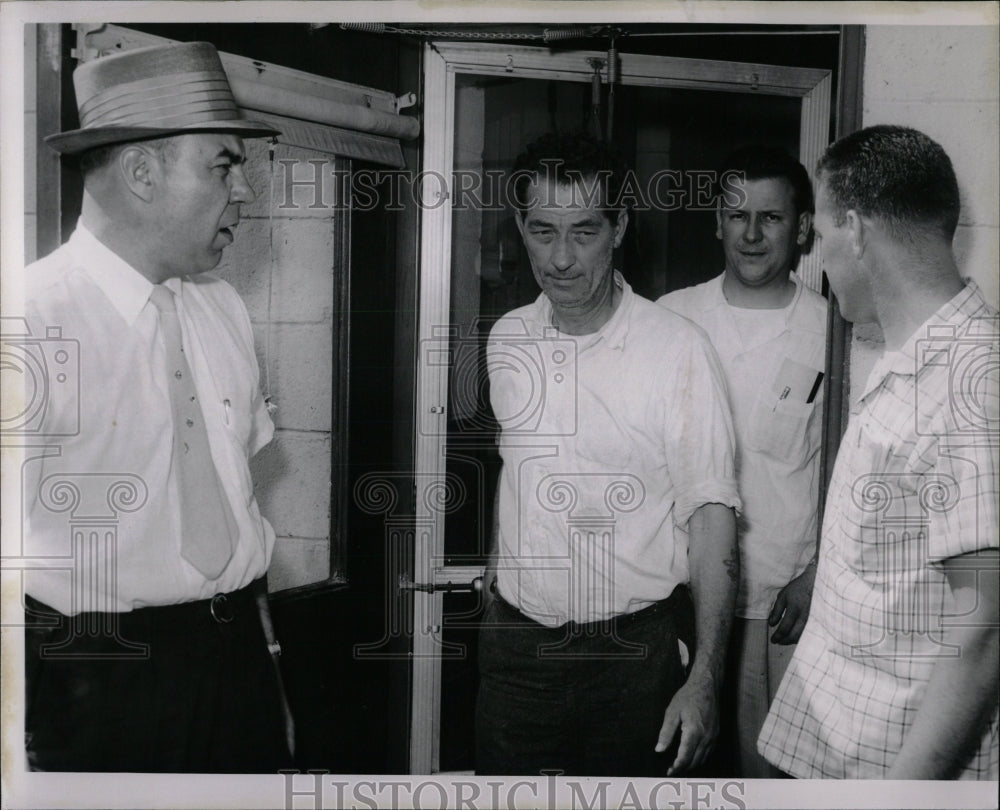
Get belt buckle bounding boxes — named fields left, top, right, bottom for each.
left=210, top=593, right=235, bottom=624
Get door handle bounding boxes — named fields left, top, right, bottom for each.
left=398, top=574, right=484, bottom=593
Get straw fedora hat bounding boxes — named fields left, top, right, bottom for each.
left=45, top=41, right=280, bottom=154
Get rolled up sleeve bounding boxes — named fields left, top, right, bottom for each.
left=662, top=325, right=742, bottom=527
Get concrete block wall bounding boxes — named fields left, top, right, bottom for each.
left=217, top=139, right=338, bottom=591
left=849, top=25, right=1000, bottom=397
left=24, top=27, right=37, bottom=264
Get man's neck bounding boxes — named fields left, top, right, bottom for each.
left=550, top=276, right=622, bottom=336
left=874, top=252, right=965, bottom=350
left=721, top=271, right=796, bottom=309
left=81, top=192, right=166, bottom=284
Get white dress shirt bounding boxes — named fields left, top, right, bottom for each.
left=23, top=223, right=275, bottom=614
left=488, top=275, right=741, bottom=626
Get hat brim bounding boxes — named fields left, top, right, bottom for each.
left=45, top=119, right=281, bottom=155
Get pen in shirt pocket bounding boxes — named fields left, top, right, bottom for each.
left=222, top=398, right=231, bottom=426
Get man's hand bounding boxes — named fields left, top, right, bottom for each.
left=768, top=562, right=816, bottom=645
left=655, top=672, right=719, bottom=775
left=481, top=564, right=498, bottom=611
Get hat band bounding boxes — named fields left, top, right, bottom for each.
left=78, top=70, right=241, bottom=130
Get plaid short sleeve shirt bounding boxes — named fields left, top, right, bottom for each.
left=758, top=282, right=999, bottom=779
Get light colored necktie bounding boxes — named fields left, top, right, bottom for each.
left=150, top=285, right=237, bottom=579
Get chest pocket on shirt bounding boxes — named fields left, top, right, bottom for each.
left=216, top=390, right=256, bottom=505
left=746, top=384, right=818, bottom=460
left=219, top=396, right=252, bottom=453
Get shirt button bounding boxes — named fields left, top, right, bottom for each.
left=175, top=370, right=183, bottom=379
left=186, top=418, right=194, bottom=428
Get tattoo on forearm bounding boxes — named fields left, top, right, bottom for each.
left=723, top=552, right=738, bottom=584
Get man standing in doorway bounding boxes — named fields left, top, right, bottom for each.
left=659, top=146, right=827, bottom=777
left=23, top=41, right=291, bottom=772
left=476, top=133, right=741, bottom=777
left=759, top=125, right=998, bottom=779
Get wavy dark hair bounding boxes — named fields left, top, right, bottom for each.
left=717, top=144, right=814, bottom=216
left=509, top=132, right=630, bottom=224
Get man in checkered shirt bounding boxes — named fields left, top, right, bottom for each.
left=758, top=125, right=999, bottom=779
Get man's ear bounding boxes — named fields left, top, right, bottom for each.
left=845, top=209, right=866, bottom=259
left=715, top=201, right=723, bottom=241
left=118, top=145, right=158, bottom=203
left=613, top=210, right=629, bottom=248
left=796, top=211, right=813, bottom=246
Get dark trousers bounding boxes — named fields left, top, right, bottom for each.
left=24, top=580, right=291, bottom=773
left=475, top=590, right=686, bottom=777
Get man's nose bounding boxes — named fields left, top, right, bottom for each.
left=230, top=165, right=257, bottom=205
left=743, top=215, right=762, bottom=242
left=551, top=235, right=575, bottom=270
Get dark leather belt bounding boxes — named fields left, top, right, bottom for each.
left=25, top=578, right=263, bottom=629
left=492, top=583, right=688, bottom=635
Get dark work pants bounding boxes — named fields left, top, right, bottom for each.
left=24, top=579, right=291, bottom=773
left=475, top=590, right=687, bottom=777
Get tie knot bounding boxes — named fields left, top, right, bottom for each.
left=150, top=285, right=177, bottom=313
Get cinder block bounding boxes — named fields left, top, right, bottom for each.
left=217, top=217, right=337, bottom=323
left=257, top=323, right=333, bottom=432
left=268, top=536, right=331, bottom=592
left=241, top=141, right=341, bottom=220
left=215, top=218, right=273, bottom=321
left=269, top=218, right=337, bottom=323
left=24, top=27, right=37, bottom=111
left=251, top=429, right=331, bottom=539
left=25, top=215, right=37, bottom=264
left=25, top=111, right=37, bottom=210
left=862, top=102, right=999, bottom=228
left=865, top=26, right=999, bottom=103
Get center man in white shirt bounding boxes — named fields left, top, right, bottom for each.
left=476, top=133, right=741, bottom=777
left=659, top=146, right=827, bottom=777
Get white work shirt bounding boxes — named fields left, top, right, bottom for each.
left=488, top=275, right=741, bottom=626
left=23, top=223, right=275, bottom=615
left=659, top=273, right=827, bottom=618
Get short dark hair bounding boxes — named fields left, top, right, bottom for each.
left=77, top=142, right=122, bottom=177
left=510, top=132, right=629, bottom=224
left=77, top=137, right=177, bottom=178
left=816, top=125, right=960, bottom=241
left=717, top=145, right=814, bottom=216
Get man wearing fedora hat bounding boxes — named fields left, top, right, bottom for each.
left=23, top=41, right=292, bottom=772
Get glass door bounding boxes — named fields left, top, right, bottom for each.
left=412, top=41, right=831, bottom=774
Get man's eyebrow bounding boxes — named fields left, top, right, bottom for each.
left=214, top=148, right=246, bottom=164
left=723, top=206, right=787, bottom=214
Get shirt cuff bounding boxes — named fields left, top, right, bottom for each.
left=674, top=480, right=742, bottom=528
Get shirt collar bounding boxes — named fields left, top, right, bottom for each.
left=536, top=271, right=633, bottom=350
left=708, top=270, right=805, bottom=327
left=68, top=221, right=157, bottom=327
left=858, top=281, right=987, bottom=402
